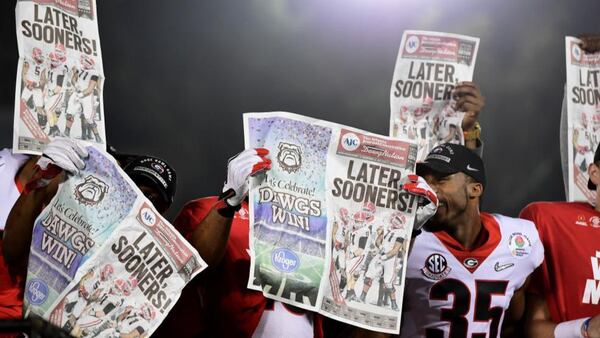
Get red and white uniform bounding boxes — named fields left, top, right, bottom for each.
left=520, top=201, right=600, bottom=322
left=63, top=272, right=110, bottom=320
left=21, top=58, right=46, bottom=108
left=401, top=213, right=544, bottom=338
left=366, top=228, right=406, bottom=287
left=346, top=226, right=371, bottom=276
left=332, top=222, right=347, bottom=272
left=574, top=125, right=595, bottom=171
left=67, top=68, right=99, bottom=122
left=0, top=148, right=28, bottom=319
left=154, top=197, right=323, bottom=338
left=77, top=292, right=124, bottom=334
left=114, top=311, right=149, bottom=337
left=44, top=64, right=68, bottom=114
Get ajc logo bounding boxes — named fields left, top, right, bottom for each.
left=140, top=207, right=157, bottom=227
left=26, top=279, right=48, bottom=305
left=271, top=248, right=300, bottom=273
left=405, top=35, right=420, bottom=54
left=341, top=132, right=360, bottom=152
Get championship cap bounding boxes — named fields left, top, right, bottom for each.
left=416, top=143, right=486, bottom=187
left=123, top=156, right=177, bottom=205
left=588, top=144, right=600, bottom=190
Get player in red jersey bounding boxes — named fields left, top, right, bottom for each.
left=522, top=143, right=600, bottom=337
left=155, top=148, right=327, bottom=337
left=521, top=35, right=600, bottom=338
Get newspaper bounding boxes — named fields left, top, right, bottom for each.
left=564, top=36, right=600, bottom=204
left=13, top=0, right=106, bottom=155
left=244, top=112, right=420, bottom=333
left=390, top=30, right=479, bottom=160
left=24, top=146, right=207, bottom=337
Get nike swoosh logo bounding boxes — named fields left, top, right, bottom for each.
left=494, top=262, right=514, bottom=272
left=466, top=164, right=479, bottom=171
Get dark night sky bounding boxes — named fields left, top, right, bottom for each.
left=1, top=0, right=599, bottom=220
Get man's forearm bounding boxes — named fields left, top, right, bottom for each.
left=3, top=184, right=55, bottom=268
left=189, top=208, right=234, bottom=267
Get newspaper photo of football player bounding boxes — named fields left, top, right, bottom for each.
left=359, top=212, right=407, bottom=310
left=21, top=47, right=47, bottom=130
left=66, top=54, right=103, bottom=143
left=61, top=263, right=115, bottom=331
left=44, top=44, right=69, bottom=137
left=70, top=276, right=137, bottom=337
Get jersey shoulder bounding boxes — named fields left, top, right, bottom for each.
left=173, top=196, right=219, bottom=237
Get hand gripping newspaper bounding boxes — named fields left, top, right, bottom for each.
left=563, top=36, right=600, bottom=204
left=244, top=112, right=421, bottom=333
left=14, top=0, right=106, bottom=154
left=23, top=146, right=207, bottom=337
left=390, top=30, right=479, bottom=161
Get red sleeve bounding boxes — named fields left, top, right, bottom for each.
left=173, top=196, right=219, bottom=239
left=519, top=203, right=548, bottom=296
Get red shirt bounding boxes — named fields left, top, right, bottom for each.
left=0, top=238, right=24, bottom=320
left=520, top=201, right=600, bottom=322
left=155, top=196, right=323, bottom=338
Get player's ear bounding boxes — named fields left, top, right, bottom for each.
left=589, top=162, right=600, bottom=188
left=467, top=181, right=483, bottom=199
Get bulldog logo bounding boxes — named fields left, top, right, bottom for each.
left=74, top=175, right=109, bottom=206
left=277, top=142, right=302, bottom=173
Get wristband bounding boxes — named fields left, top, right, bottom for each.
left=463, top=122, right=481, bottom=141
left=216, top=189, right=241, bottom=218
left=554, top=317, right=590, bottom=338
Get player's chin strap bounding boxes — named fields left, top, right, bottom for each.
left=215, top=188, right=242, bottom=218
left=554, top=317, right=591, bottom=338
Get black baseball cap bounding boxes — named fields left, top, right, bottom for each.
left=123, top=156, right=177, bottom=205
left=588, top=144, right=600, bottom=190
left=416, top=143, right=486, bottom=187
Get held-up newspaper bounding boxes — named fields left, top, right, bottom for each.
left=564, top=36, right=600, bottom=204
left=14, top=0, right=106, bottom=154
left=24, top=146, right=206, bottom=337
left=390, top=30, right=479, bottom=160
left=244, top=112, right=420, bottom=333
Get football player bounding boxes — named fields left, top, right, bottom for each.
left=521, top=36, right=600, bottom=338
left=63, top=263, right=114, bottom=326
left=332, top=207, right=350, bottom=291
left=44, top=44, right=68, bottom=137
left=400, top=144, right=544, bottom=337
left=21, top=47, right=47, bottom=129
left=360, top=212, right=407, bottom=310
left=67, top=54, right=102, bottom=143
left=343, top=210, right=373, bottom=302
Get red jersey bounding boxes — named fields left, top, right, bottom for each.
left=520, top=201, right=600, bottom=322
left=0, top=148, right=28, bottom=320
left=155, top=196, right=323, bottom=338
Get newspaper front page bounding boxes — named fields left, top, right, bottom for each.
left=390, top=30, right=479, bottom=161
left=24, top=146, right=206, bottom=337
left=244, top=112, right=420, bottom=333
left=14, top=0, right=106, bottom=154
left=565, top=36, right=600, bottom=204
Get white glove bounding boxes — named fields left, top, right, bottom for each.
left=25, top=137, right=88, bottom=192
left=402, top=174, right=439, bottom=231
left=38, top=137, right=88, bottom=174
left=222, top=148, right=271, bottom=206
